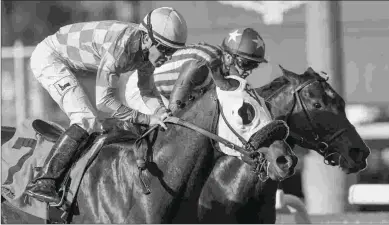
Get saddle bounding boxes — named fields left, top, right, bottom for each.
left=32, top=119, right=65, bottom=143
left=1, top=126, right=16, bottom=145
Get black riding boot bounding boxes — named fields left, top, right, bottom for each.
left=25, top=124, right=88, bottom=203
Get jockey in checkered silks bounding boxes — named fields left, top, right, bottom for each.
left=24, top=7, right=188, bottom=204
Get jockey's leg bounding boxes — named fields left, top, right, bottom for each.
left=25, top=124, right=88, bottom=203
left=25, top=43, right=99, bottom=203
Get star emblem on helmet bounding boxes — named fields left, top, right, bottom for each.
left=228, top=30, right=242, bottom=43
left=253, top=36, right=264, bottom=49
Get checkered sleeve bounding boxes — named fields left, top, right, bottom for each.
left=95, top=30, right=150, bottom=125
left=137, top=61, right=167, bottom=114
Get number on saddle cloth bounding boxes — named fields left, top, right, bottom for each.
left=32, top=119, right=65, bottom=143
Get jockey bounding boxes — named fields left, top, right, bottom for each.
left=210, top=27, right=267, bottom=91
left=123, top=27, right=267, bottom=113
left=24, top=7, right=188, bottom=204
left=122, top=28, right=267, bottom=166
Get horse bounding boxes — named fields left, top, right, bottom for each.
left=118, top=52, right=370, bottom=223
left=1, top=82, right=297, bottom=223
left=192, top=66, right=371, bottom=223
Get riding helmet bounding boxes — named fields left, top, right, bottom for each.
left=139, top=7, right=188, bottom=49
left=221, top=27, right=267, bottom=63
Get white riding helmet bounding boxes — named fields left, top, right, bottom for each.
left=139, top=7, right=188, bottom=49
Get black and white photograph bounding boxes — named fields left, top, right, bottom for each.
left=1, top=1, right=389, bottom=224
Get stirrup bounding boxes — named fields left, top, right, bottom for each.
left=49, top=189, right=66, bottom=207
left=49, top=167, right=72, bottom=208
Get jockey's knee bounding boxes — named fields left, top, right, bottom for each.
left=70, top=114, right=101, bottom=134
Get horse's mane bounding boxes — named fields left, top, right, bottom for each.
left=256, top=66, right=323, bottom=101
left=256, top=68, right=294, bottom=101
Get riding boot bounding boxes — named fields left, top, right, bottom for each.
left=25, top=124, right=88, bottom=203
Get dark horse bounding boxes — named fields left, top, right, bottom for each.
left=191, top=66, right=371, bottom=223
left=1, top=83, right=296, bottom=223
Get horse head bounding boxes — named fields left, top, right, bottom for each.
left=257, top=66, right=370, bottom=174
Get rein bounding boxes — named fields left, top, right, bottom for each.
left=138, top=116, right=261, bottom=162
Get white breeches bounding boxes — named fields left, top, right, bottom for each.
left=30, top=40, right=102, bottom=134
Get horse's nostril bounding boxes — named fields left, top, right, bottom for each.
left=349, top=148, right=365, bottom=162
left=276, top=156, right=288, bottom=165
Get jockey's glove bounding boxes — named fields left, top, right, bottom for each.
left=154, top=105, right=172, bottom=117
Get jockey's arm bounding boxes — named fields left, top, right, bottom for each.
left=169, top=60, right=210, bottom=113
left=137, top=61, right=168, bottom=115
left=95, top=53, right=150, bottom=125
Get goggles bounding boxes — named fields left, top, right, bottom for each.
left=235, top=57, right=260, bottom=71
left=155, top=42, right=177, bottom=56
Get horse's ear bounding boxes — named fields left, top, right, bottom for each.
left=305, top=67, right=329, bottom=81
left=278, top=65, right=288, bottom=75
left=306, top=67, right=316, bottom=75
left=278, top=65, right=290, bottom=77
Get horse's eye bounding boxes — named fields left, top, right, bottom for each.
left=314, top=103, right=322, bottom=109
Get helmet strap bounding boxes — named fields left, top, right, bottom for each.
left=221, top=52, right=235, bottom=76
left=232, top=56, right=252, bottom=79
left=141, top=9, right=157, bottom=61
left=146, top=10, right=158, bottom=46
left=240, top=70, right=250, bottom=79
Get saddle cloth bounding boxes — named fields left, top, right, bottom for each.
left=1, top=118, right=106, bottom=220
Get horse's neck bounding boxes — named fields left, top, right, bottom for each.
left=152, top=86, right=218, bottom=168
left=257, top=76, right=295, bottom=120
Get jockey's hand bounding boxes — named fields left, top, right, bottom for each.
left=155, top=105, right=173, bottom=117
left=149, top=112, right=169, bottom=130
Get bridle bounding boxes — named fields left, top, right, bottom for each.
left=280, top=77, right=354, bottom=167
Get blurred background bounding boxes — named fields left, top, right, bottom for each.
left=1, top=0, right=389, bottom=223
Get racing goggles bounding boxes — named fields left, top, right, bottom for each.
left=155, top=42, right=177, bottom=56
left=235, top=57, right=260, bottom=71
